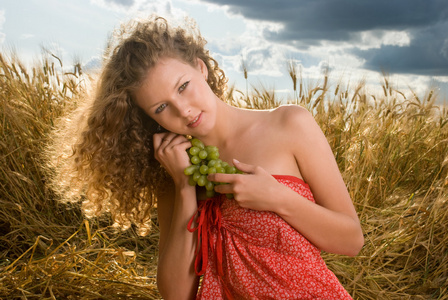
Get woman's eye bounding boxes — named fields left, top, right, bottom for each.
left=179, top=81, right=190, bottom=93
left=155, top=103, right=167, bottom=114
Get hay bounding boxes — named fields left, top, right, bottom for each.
left=1, top=221, right=160, bottom=299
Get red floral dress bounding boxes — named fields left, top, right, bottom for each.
left=188, top=175, right=353, bottom=299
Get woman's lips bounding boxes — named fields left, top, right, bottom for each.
left=188, top=112, right=202, bottom=128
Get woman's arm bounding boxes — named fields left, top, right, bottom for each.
left=209, top=106, right=364, bottom=256
left=153, top=133, right=200, bottom=299
left=156, top=181, right=199, bottom=299
left=282, top=107, right=364, bottom=256
left=212, top=160, right=363, bottom=256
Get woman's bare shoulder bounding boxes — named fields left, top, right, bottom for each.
left=268, top=104, right=325, bottom=155
left=270, top=104, right=315, bottom=130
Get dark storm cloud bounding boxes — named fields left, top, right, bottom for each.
left=199, top=0, right=448, bottom=76
left=200, top=0, right=447, bottom=42
left=354, top=21, right=448, bottom=76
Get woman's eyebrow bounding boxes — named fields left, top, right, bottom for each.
left=173, top=74, right=186, bottom=91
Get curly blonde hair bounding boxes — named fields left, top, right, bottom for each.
left=48, top=15, right=227, bottom=235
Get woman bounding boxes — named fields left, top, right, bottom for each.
left=56, top=15, right=363, bottom=299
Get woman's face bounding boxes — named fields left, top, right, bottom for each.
left=135, top=57, right=217, bottom=136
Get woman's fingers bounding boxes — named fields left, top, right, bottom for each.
left=232, top=159, right=258, bottom=174
left=154, top=133, right=190, bottom=150
left=154, top=132, right=171, bottom=149
left=213, top=181, right=235, bottom=195
left=208, top=161, right=279, bottom=211
left=153, top=133, right=192, bottom=172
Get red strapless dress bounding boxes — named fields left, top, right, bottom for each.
left=188, top=175, right=352, bottom=299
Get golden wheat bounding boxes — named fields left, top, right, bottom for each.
left=0, top=52, right=447, bottom=299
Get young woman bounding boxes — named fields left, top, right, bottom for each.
left=56, top=15, right=363, bottom=299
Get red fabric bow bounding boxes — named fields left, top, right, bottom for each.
left=187, top=195, right=233, bottom=299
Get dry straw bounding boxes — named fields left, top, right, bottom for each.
left=1, top=52, right=447, bottom=299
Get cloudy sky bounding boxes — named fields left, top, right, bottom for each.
left=1, top=0, right=448, bottom=103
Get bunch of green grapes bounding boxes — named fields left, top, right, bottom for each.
left=184, top=138, right=242, bottom=198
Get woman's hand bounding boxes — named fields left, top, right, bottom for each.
left=207, top=159, right=284, bottom=212
left=153, top=133, right=192, bottom=185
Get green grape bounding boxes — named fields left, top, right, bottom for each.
left=188, top=176, right=197, bottom=186
left=225, top=165, right=236, bottom=174
left=191, top=138, right=205, bottom=149
left=199, top=165, right=209, bottom=175
left=208, top=159, right=218, bottom=167
left=216, top=166, right=225, bottom=173
left=205, top=181, right=214, bottom=191
left=205, top=145, right=218, bottom=153
left=184, top=137, right=243, bottom=197
left=207, top=151, right=219, bottom=160
left=184, top=165, right=199, bottom=176
left=197, top=175, right=207, bottom=187
left=192, top=171, right=201, bottom=182
left=189, top=146, right=200, bottom=156
left=191, top=155, right=201, bottom=165
left=198, top=150, right=208, bottom=160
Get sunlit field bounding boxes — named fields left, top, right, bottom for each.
left=1, top=52, right=447, bottom=299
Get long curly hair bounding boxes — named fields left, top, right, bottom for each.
left=47, top=15, right=227, bottom=235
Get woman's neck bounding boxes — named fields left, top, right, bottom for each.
left=199, top=100, right=251, bottom=148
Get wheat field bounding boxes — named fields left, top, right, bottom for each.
left=0, top=53, right=447, bottom=299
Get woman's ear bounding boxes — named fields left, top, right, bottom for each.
left=196, top=58, right=208, bottom=80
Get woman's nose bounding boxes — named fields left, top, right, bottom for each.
left=176, top=102, right=192, bottom=118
